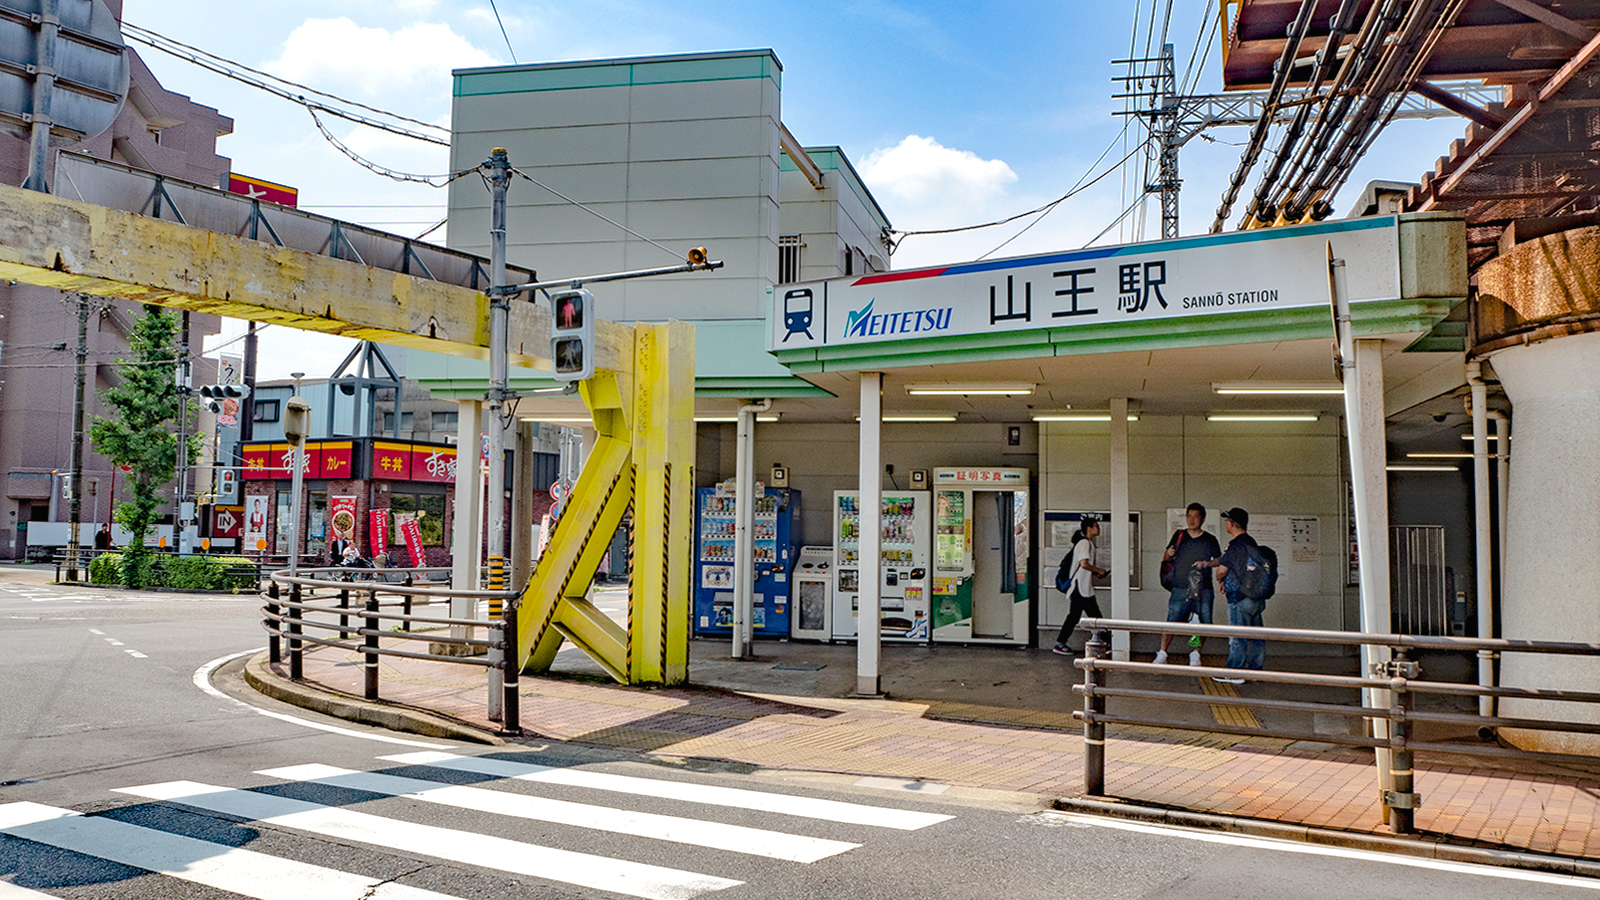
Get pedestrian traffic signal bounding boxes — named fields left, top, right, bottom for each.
left=549, top=288, right=594, bottom=382
left=198, top=383, right=250, bottom=413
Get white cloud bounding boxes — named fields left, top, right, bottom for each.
left=860, top=135, right=1017, bottom=214
left=267, top=18, right=499, bottom=103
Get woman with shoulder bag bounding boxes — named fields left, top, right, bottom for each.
left=1052, top=514, right=1109, bottom=656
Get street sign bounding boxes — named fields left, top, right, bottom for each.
left=0, top=0, right=129, bottom=144
left=223, top=172, right=298, bottom=207
left=213, top=505, right=242, bottom=538
left=550, top=481, right=568, bottom=502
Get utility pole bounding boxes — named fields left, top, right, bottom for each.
left=484, top=147, right=513, bottom=721
left=175, top=311, right=191, bottom=554
left=65, top=294, right=89, bottom=580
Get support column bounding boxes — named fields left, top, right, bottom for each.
left=1109, top=398, right=1130, bottom=660
left=857, top=372, right=883, bottom=696
left=1493, top=330, right=1600, bottom=753
left=511, top=419, right=536, bottom=590
left=451, top=399, right=483, bottom=620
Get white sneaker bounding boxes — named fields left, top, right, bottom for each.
left=1189, top=650, right=1202, bottom=666
left=1152, top=650, right=1169, bottom=665
left=1212, top=677, right=1245, bottom=684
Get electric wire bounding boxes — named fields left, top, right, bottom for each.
left=123, top=23, right=449, bottom=146
left=973, top=121, right=1137, bottom=260
left=307, top=110, right=472, bottom=186
left=487, top=0, right=518, bottom=64
left=508, top=166, right=686, bottom=263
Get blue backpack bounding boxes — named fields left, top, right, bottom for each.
left=1237, top=543, right=1278, bottom=601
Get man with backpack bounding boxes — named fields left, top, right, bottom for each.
left=1213, top=506, right=1276, bottom=682
left=1153, top=502, right=1221, bottom=666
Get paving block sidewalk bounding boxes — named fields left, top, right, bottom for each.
left=278, top=637, right=1600, bottom=861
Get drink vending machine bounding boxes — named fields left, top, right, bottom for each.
left=832, top=491, right=931, bottom=642
left=693, top=482, right=802, bottom=637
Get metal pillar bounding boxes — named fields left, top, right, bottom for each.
left=1109, top=398, right=1131, bottom=659
left=483, top=148, right=513, bottom=720
left=857, top=372, right=883, bottom=696
left=1332, top=252, right=1397, bottom=817
left=450, top=400, right=484, bottom=606
left=1082, top=632, right=1109, bottom=794
left=21, top=0, right=57, bottom=193
left=286, top=373, right=307, bottom=576
left=733, top=399, right=770, bottom=659
left=65, top=296, right=89, bottom=580
left=1468, top=361, right=1497, bottom=721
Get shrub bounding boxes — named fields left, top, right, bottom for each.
left=89, top=552, right=123, bottom=585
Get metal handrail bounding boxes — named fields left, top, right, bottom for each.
left=261, top=569, right=523, bottom=735
left=1072, top=617, right=1600, bottom=837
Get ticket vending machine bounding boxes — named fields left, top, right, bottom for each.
left=832, top=491, right=931, bottom=642
left=930, top=467, right=1031, bottom=645
left=693, top=483, right=802, bottom=637
left=789, top=546, right=833, bottom=641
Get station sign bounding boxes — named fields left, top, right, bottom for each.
left=771, top=217, right=1403, bottom=351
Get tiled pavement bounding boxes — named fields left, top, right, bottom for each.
left=279, top=637, right=1600, bottom=861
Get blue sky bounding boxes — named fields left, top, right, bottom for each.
left=126, top=1, right=1470, bottom=378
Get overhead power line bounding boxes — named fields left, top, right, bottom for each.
left=122, top=22, right=449, bottom=147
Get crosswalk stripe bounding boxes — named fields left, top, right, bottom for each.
left=113, top=781, right=742, bottom=900
left=258, top=763, right=859, bottom=864
left=0, top=801, right=461, bottom=900
left=380, top=751, right=954, bottom=831
left=0, top=879, right=56, bottom=898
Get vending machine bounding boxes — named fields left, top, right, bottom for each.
left=693, top=482, right=802, bottom=637
left=832, top=491, right=931, bottom=642
left=930, top=467, right=1031, bottom=645
left=789, top=546, right=833, bottom=641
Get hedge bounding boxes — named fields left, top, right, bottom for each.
left=88, top=552, right=257, bottom=591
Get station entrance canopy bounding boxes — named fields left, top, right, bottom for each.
left=771, top=214, right=1465, bottom=372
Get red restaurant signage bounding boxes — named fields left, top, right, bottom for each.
left=224, top=172, right=299, bottom=207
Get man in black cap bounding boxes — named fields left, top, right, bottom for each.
left=1213, top=507, right=1264, bottom=682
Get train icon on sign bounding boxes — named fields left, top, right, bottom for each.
left=782, top=288, right=814, bottom=341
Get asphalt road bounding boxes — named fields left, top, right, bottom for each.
left=1, top=573, right=1596, bottom=899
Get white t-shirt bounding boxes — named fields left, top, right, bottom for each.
left=1070, top=537, right=1096, bottom=595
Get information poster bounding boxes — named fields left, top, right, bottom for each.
left=399, top=516, right=426, bottom=567
left=368, top=508, right=391, bottom=559
left=935, top=490, right=966, bottom=572
left=329, top=496, right=358, bottom=544
left=1041, top=510, right=1140, bottom=590
left=244, top=494, right=269, bottom=552
left=1249, top=514, right=1321, bottom=596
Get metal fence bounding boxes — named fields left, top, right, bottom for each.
left=1074, top=617, right=1600, bottom=834
left=263, top=568, right=523, bottom=734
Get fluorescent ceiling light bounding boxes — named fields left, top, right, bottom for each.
left=856, top=414, right=959, bottom=423
left=1386, top=464, right=1461, bottom=472
left=518, top=416, right=592, bottom=424
left=695, top=415, right=780, bottom=423
left=1407, top=452, right=1500, bottom=459
left=1461, top=434, right=1507, bottom=441
left=1031, top=412, right=1140, bottom=422
left=905, top=382, right=1036, bottom=396
left=1212, top=382, right=1344, bottom=395
left=1207, top=413, right=1320, bottom=422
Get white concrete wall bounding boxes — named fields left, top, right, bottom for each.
left=448, top=52, right=783, bottom=325
left=1039, top=415, right=1349, bottom=643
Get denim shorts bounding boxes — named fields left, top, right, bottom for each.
left=1166, top=586, right=1214, bottom=624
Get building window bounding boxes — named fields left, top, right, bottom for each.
left=432, top=410, right=459, bottom=431
left=778, top=235, right=803, bottom=284
left=253, top=399, right=280, bottom=423
left=382, top=411, right=415, bottom=432
left=388, top=492, right=446, bottom=546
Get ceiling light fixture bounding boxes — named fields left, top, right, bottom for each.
left=1386, top=464, right=1461, bottom=472
left=694, top=415, right=780, bottom=423
left=1206, top=413, right=1320, bottom=422
left=1031, top=412, right=1140, bottom=422
left=1461, top=434, right=1508, bottom=442
left=1407, top=452, right=1499, bottom=459
left=857, top=413, right=959, bottom=423
left=1212, top=382, right=1344, bottom=395
left=904, top=382, right=1036, bottom=396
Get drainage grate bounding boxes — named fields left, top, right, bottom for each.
left=772, top=664, right=825, bottom=671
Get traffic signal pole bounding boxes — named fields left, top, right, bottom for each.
left=485, top=148, right=512, bottom=720
left=65, top=295, right=89, bottom=580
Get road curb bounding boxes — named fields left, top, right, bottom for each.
left=1052, top=796, right=1600, bottom=878
left=242, top=652, right=503, bottom=746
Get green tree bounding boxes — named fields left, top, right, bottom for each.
left=90, top=306, right=198, bottom=587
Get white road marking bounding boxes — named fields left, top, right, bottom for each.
left=381, top=751, right=954, bottom=831
left=0, top=878, right=56, bottom=898
left=87, top=627, right=104, bottom=635
left=854, top=776, right=950, bottom=794
left=114, top=781, right=742, bottom=900
left=125, top=650, right=147, bottom=659
left=0, top=801, right=461, bottom=900
left=258, top=763, right=859, bottom=863
left=1041, top=812, right=1600, bottom=890
left=192, top=649, right=452, bottom=749
left=104, top=639, right=123, bottom=646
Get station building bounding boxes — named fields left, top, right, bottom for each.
left=413, top=48, right=1494, bottom=674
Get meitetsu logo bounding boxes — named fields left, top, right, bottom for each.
left=844, top=298, right=953, bottom=339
